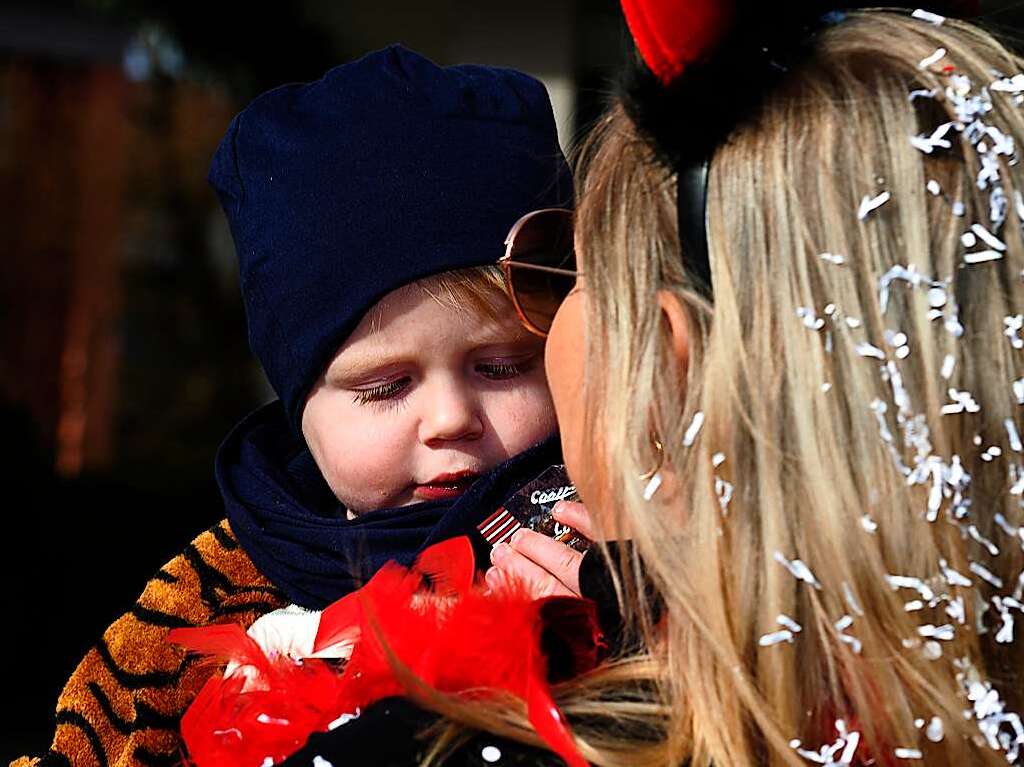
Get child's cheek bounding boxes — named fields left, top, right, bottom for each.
left=322, top=425, right=412, bottom=513
left=485, top=377, right=558, bottom=451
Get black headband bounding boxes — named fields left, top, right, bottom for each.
left=619, top=2, right=976, bottom=295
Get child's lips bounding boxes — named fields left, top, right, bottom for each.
left=413, top=471, right=479, bottom=501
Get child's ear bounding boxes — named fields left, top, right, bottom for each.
left=656, top=290, right=689, bottom=374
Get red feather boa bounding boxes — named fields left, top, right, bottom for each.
left=169, top=537, right=602, bottom=767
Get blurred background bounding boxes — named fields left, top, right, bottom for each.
left=2, top=0, right=1023, bottom=760
left=0, top=0, right=627, bottom=758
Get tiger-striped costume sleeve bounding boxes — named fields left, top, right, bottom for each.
left=11, top=519, right=286, bottom=767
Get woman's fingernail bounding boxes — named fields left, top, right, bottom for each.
left=490, top=543, right=509, bottom=563
left=510, top=529, right=524, bottom=545
left=552, top=502, right=565, bottom=516
left=485, top=565, right=505, bottom=589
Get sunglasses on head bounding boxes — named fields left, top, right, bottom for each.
left=499, top=208, right=579, bottom=337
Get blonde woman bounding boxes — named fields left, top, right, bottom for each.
left=175, top=5, right=1024, bottom=766
left=487, top=2, right=1024, bottom=765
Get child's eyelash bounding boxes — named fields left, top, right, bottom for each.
left=352, top=378, right=410, bottom=406
left=478, top=361, right=527, bottom=380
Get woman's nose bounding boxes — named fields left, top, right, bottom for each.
left=418, top=381, right=485, bottom=445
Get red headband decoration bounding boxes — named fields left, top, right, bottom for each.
left=620, top=0, right=737, bottom=85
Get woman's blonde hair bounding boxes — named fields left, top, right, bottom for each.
left=424, top=11, right=1024, bottom=766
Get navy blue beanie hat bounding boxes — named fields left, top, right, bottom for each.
left=210, top=45, right=573, bottom=429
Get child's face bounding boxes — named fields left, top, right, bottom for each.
left=301, top=284, right=557, bottom=514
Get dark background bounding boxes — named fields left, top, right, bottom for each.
left=2, top=0, right=1023, bottom=761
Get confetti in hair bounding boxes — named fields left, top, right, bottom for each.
left=912, top=8, right=946, bottom=25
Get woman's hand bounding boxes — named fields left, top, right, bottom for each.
left=485, top=501, right=595, bottom=598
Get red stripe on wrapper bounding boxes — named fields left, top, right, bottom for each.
left=620, top=0, right=736, bottom=85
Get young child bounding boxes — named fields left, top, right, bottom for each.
left=14, top=45, right=571, bottom=767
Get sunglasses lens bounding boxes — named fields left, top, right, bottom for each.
left=507, top=210, right=575, bottom=335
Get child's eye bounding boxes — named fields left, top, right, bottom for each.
left=352, top=378, right=410, bottom=406
left=477, top=361, right=527, bottom=380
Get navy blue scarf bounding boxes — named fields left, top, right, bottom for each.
left=216, top=401, right=561, bottom=609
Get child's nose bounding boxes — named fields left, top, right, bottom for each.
left=418, top=383, right=484, bottom=445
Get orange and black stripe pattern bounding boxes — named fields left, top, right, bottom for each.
left=11, top=520, right=286, bottom=767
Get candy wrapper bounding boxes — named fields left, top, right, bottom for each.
left=478, top=465, right=591, bottom=551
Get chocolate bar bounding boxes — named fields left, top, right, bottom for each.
left=477, top=465, right=591, bottom=552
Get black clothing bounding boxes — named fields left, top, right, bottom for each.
left=281, top=697, right=568, bottom=767
left=217, top=399, right=562, bottom=609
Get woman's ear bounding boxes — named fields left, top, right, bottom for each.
left=656, top=290, right=690, bottom=373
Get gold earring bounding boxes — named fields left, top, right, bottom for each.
left=638, top=433, right=665, bottom=481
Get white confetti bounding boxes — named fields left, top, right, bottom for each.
left=861, top=514, right=878, bottom=533
left=774, top=551, right=823, bottom=589
left=919, top=47, right=947, bottom=69
left=1014, top=378, right=1024, bottom=404
left=878, top=263, right=930, bottom=312
left=714, top=476, right=732, bottom=512
left=835, top=615, right=863, bottom=653
left=982, top=446, right=1002, bottom=462
left=922, top=640, right=943, bottom=660
left=941, top=388, right=980, bottom=415
left=994, top=513, right=1020, bottom=538
left=790, top=722, right=861, bottom=766
left=918, top=623, right=956, bottom=640
left=909, top=87, right=937, bottom=101
left=912, top=8, right=945, bottom=24
left=911, top=122, right=955, bottom=154
left=894, top=747, right=923, bottom=759
left=887, top=574, right=935, bottom=601
left=313, top=757, right=334, bottom=767
left=797, top=306, right=826, bottom=330
left=855, top=342, right=886, bottom=360
left=968, top=525, right=1000, bottom=556
left=993, top=596, right=1022, bottom=644
left=995, top=606, right=1015, bottom=644
left=819, top=252, right=845, bottom=265
left=256, top=714, right=290, bottom=726
left=642, top=472, right=663, bottom=501
left=712, top=451, right=726, bottom=467
left=961, top=231, right=978, bottom=248
left=947, top=595, right=967, bottom=625
left=964, top=250, right=1004, bottom=264
left=328, top=707, right=361, bottom=730
left=858, top=191, right=891, bottom=219
left=759, top=629, right=794, bottom=647
left=926, top=716, right=945, bottom=742
left=952, top=201, right=966, bottom=217
left=941, top=559, right=973, bottom=587
left=777, top=614, right=802, bottom=633
left=682, top=411, right=705, bottom=447
left=992, top=73, right=1024, bottom=93
left=926, top=179, right=942, bottom=196
left=971, top=223, right=1007, bottom=251
left=1006, top=315, right=1024, bottom=349
left=969, top=561, right=1004, bottom=588
left=940, top=354, right=955, bottom=380
left=481, top=745, right=502, bottom=763
left=1006, top=419, right=1023, bottom=452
